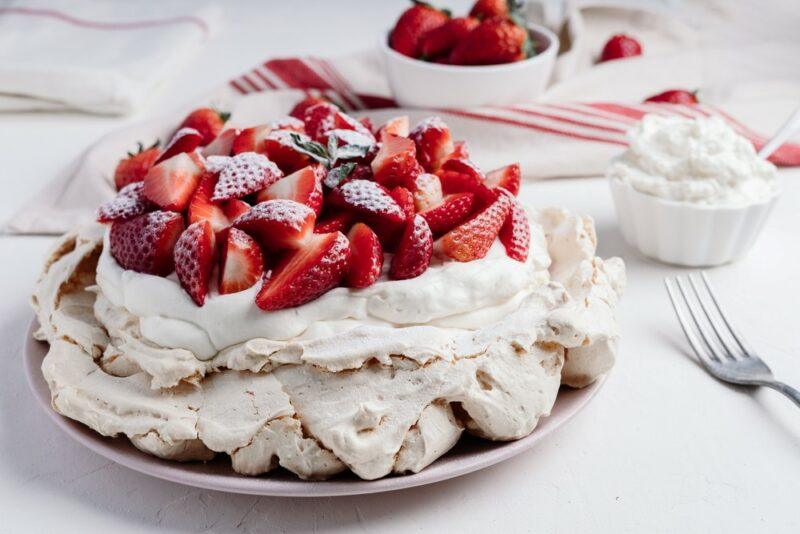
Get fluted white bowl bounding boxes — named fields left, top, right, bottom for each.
left=609, top=178, right=780, bottom=267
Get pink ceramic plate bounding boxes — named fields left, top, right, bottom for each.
left=24, top=319, right=607, bottom=497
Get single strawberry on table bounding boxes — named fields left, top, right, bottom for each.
left=449, top=16, right=527, bottom=65
left=219, top=228, right=264, bottom=295
left=180, top=108, right=231, bottom=145
left=441, top=191, right=511, bottom=261
left=409, top=117, right=454, bottom=172
left=109, top=210, right=185, bottom=276
left=233, top=199, right=315, bottom=251
left=346, top=223, right=384, bottom=288
left=143, top=151, right=204, bottom=212
left=255, top=231, right=349, bottom=310
left=389, top=1, right=450, bottom=58
left=644, top=89, right=698, bottom=104
left=599, top=34, right=642, bottom=62
left=389, top=214, right=433, bottom=280
left=174, top=220, right=216, bottom=306
left=114, top=141, right=161, bottom=190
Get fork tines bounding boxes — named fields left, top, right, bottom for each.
left=664, top=272, right=753, bottom=366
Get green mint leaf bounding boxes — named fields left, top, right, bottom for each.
left=289, top=133, right=331, bottom=166
left=324, top=162, right=357, bottom=189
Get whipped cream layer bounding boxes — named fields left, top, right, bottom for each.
left=96, top=224, right=550, bottom=360
left=607, top=114, right=778, bottom=206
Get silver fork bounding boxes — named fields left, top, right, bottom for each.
left=664, top=272, right=800, bottom=408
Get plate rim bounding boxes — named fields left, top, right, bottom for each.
left=24, top=317, right=607, bottom=497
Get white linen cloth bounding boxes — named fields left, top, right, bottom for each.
left=0, top=0, right=215, bottom=115
left=4, top=0, right=800, bottom=234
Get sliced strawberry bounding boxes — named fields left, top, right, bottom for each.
left=419, top=192, right=475, bottom=237
left=371, top=134, right=421, bottom=189
left=174, top=220, right=216, bottom=306
left=484, top=163, right=521, bottom=196
left=290, top=96, right=331, bottom=120
left=233, top=199, right=315, bottom=251
left=188, top=173, right=229, bottom=233
left=389, top=186, right=415, bottom=220
left=377, top=116, right=410, bottom=140
left=437, top=158, right=493, bottom=203
left=255, top=231, right=349, bottom=310
left=333, top=110, right=376, bottom=142
left=328, top=179, right=407, bottom=225
left=114, top=142, right=161, bottom=190
left=499, top=197, right=530, bottom=262
left=231, top=125, right=272, bottom=154
left=303, top=102, right=339, bottom=142
left=269, top=116, right=306, bottom=133
left=359, top=117, right=374, bottom=133
left=219, top=228, right=264, bottom=295
left=109, top=210, right=184, bottom=275
left=156, top=127, right=203, bottom=163
left=143, top=151, right=204, bottom=211
left=257, top=164, right=324, bottom=214
left=222, top=199, right=251, bottom=220
left=206, top=152, right=284, bottom=201
left=411, top=173, right=443, bottom=211
left=314, top=211, right=355, bottom=234
left=443, top=140, right=470, bottom=164
left=441, top=192, right=512, bottom=262
left=203, top=128, right=239, bottom=157
left=346, top=223, right=384, bottom=288
left=180, top=108, right=230, bottom=145
left=409, top=117, right=454, bottom=172
left=261, top=130, right=311, bottom=173
left=389, top=215, right=433, bottom=280
left=97, top=182, right=151, bottom=223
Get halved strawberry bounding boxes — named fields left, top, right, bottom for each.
left=256, top=164, right=324, bottom=214
left=180, top=108, right=230, bottom=145
left=261, top=130, right=311, bottom=173
left=444, top=140, right=470, bottom=163
left=231, top=125, right=272, bottom=154
left=333, top=110, right=376, bottom=142
left=437, top=158, right=493, bottom=203
left=203, top=128, right=239, bottom=157
left=156, top=127, right=203, bottom=163
left=389, top=215, right=433, bottom=280
left=109, top=210, right=184, bottom=275
left=255, top=231, right=349, bottom=310
left=303, top=102, right=339, bottom=143
left=485, top=163, right=521, bottom=196
left=290, top=96, right=332, bottom=120
left=233, top=199, right=315, bottom=251
left=269, top=116, right=306, bottom=133
left=97, top=182, right=151, bottom=223
left=419, top=192, right=475, bottom=237
left=328, top=179, right=407, bottom=226
left=377, top=116, right=410, bottom=140
left=346, top=223, right=383, bottom=288
left=219, top=228, right=264, bottom=295
left=409, top=117, right=454, bottom=172
left=114, top=142, right=161, bottom=190
left=390, top=186, right=415, bottom=220
left=371, top=134, right=421, bottom=189
left=174, top=220, right=216, bottom=306
left=499, top=196, right=530, bottom=262
left=222, top=199, right=251, bottom=220
left=143, top=151, right=204, bottom=211
left=441, top=192, right=511, bottom=262
left=411, top=173, right=443, bottom=211
left=314, top=211, right=355, bottom=234
left=206, top=152, right=284, bottom=201
left=188, top=173, right=229, bottom=233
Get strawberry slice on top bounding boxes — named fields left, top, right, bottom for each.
left=371, top=134, right=421, bottom=189
left=441, top=191, right=512, bottom=262
left=114, top=142, right=161, bottom=190
left=261, top=130, right=312, bottom=173
left=437, top=157, right=493, bottom=204
left=410, top=173, right=443, bottom=211
left=410, top=117, right=455, bottom=173
left=377, top=116, right=410, bottom=140
left=232, top=125, right=272, bottom=155
left=219, top=228, right=264, bottom=295
left=499, top=196, right=531, bottom=262
left=188, top=173, right=230, bottom=233
left=233, top=199, right=315, bottom=251
left=203, top=128, right=239, bottom=157
left=174, top=220, right=216, bottom=306
left=346, top=223, right=384, bottom=288
left=97, top=182, right=151, bottom=223
left=255, top=231, right=349, bottom=311
left=109, top=210, right=185, bottom=276
left=389, top=214, right=433, bottom=280
left=156, top=127, right=204, bottom=164
left=179, top=108, right=230, bottom=145
left=328, top=179, right=407, bottom=226
left=256, top=164, right=324, bottom=215
left=290, top=96, right=330, bottom=120
left=419, top=192, right=475, bottom=237
left=484, top=163, right=521, bottom=196
left=206, top=152, right=284, bottom=202
left=143, top=151, right=204, bottom=211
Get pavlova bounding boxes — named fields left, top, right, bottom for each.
left=32, top=98, right=625, bottom=480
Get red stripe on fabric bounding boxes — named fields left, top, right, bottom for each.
left=308, top=58, right=362, bottom=110
left=264, top=59, right=332, bottom=90
left=440, top=109, right=627, bottom=145
left=229, top=79, right=250, bottom=95
left=503, top=106, right=628, bottom=134
left=587, top=103, right=649, bottom=121
left=355, top=94, right=397, bottom=109
left=240, top=74, right=263, bottom=93
left=548, top=103, right=638, bottom=125
left=0, top=6, right=209, bottom=33
left=252, top=68, right=277, bottom=90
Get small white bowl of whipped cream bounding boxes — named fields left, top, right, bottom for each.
left=607, top=114, right=780, bottom=267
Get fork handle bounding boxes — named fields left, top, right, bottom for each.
left=755, top=380, right=800, bottom=409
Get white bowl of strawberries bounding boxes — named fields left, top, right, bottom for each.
left=381, top=0, right=558, bottom=108
left=99, top=97, right=528, bottom=311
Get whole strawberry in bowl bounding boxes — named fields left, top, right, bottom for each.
left=381, top=0, right=558, bottom=108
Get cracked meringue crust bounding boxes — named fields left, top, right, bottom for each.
left=32, top=207, right=625, bottom=481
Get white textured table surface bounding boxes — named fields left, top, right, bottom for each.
left=1, top=1, right=799, bottom=533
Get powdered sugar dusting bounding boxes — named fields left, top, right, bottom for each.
left=97, top=182, right=151, bottom=222
left=174, top=220, right=214, bottom=305
left=109, top=210, right=184, bottom=275
left=211, top=152, right=283, bottom=201
left=337, top=180, right=404, bottom=218
left=236, top=199, right=314, bottom=230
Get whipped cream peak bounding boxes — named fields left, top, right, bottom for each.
left=608, top=114, right=778, bottom=205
